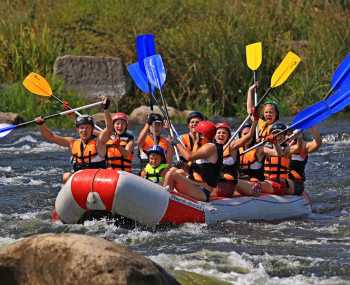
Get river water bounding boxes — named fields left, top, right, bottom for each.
left=0, top=119, right=350, bottom=285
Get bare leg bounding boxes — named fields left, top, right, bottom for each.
left=236, top=179, right=261, bottom=196
left=164, top=168, right=207, bottom=201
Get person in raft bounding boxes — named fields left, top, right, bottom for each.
left=246, top=82, right=280, bottom=140
left=287, top=126, right=322, bottom=195
left=179, top=111, right=205, bottom=160
left=258, top=122, right=304, bottom=195
left=137, top=113, right=173, bottom=168
left=163, top=120, right=222, bottom=202
left=140, top=145, right=169, bottom=185
left=238, top=122, right=265, bottom=182
left=211, top=109, right=262, bottom=198
left=105, top=112, right=134, bottom=172
left=34, top=97, right=112, bottom=183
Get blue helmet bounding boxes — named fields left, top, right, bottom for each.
left=147, top=145, right=166, bottom=160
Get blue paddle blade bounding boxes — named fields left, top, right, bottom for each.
left=127, top=62, right=151, bottom=93
left=144, top=54, right=166, bottom=89
left=136, top=34, right=156, bottom=75
left=291, top=101, right=331, bottom=130
left=326, top=85, right=350, bottom=114
left=0, top=123, right=16, bottom=138
left=331, top=52, right=350, bottom=91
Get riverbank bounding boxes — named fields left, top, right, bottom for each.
left=1, top=0, right=349, bottom=123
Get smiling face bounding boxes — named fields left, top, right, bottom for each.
left=263, top=104, right=278, bottom=125
left=77, top=124, right=93, bottom=141
left=215, top=128, right=230, bottom=145
left=148, top=153, right=162, bottom=168
left=113, top=119, right=127, bottom=135
left=188, top=117, right=202, bottom=135
left=150, top=121, right=163, bottom=136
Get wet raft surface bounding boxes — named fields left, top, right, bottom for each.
left=1, top=120, right=350, bottom=284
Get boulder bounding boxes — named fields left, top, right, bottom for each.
left=0, top=233, right=179, bottom=285
left=0, top=112, right=23, bottom=124
left=128, top=105, right=192, bottom=124
left=53, top=55, right=127, bottom=102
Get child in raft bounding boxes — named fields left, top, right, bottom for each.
left=140, top=145, right=169, bottom=185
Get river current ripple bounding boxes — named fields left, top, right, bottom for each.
left=0, top=119, right=350, bottom=284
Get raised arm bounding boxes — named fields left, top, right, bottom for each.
left=246, top=83, right=258, bottom=114
left=35, top=117, right=72, bottom=148
left=177, top=143, right=216, bottom=162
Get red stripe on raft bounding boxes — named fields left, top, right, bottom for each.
left=160, top=198, right=205, bottom=224
left=71, top=169, right=119, bottom=211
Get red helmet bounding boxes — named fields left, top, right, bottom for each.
left=112, top=112, right=128, bottom=123
left=195, top=120, right=216, bottom=140
left=215, top=122, right=231, bottom=134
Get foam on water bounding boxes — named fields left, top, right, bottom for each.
left=0, top=166, right=12, bottom=172
left=0, top=175, right=45, bottom=186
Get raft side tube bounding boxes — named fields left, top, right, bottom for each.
left=112, top=172, right=170, bottom=225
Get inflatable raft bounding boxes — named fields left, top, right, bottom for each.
left=53, top=169, right=312, bottom=225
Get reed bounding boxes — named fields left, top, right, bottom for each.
left=0, top=0, right=349, bottom=119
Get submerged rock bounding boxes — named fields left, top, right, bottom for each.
left=0, top=112, right=23, bottom=124
left=0, top=233, right=179, bottom=285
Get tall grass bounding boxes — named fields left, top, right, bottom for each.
left=0, top=0, right=350, bottom=120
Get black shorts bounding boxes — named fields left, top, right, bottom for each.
left=294, top=181, right=304, bottom=195
left=200, top=187, right=211, bottom=202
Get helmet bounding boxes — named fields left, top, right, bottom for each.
left=148, top=113, right=164, bottom=125
left=112, top=112, right=128, bottom=123
left=238, top=122, right=252, bottom=137
left=187, top=111, right=204, bottom=124
left=75, top=115, right=94, bottom=128
left=147, top=145, right=166, bottom=160
left=215, top=122, right=231, bottom=136
left=195, top=120, right=216, bottom=140
left=270, top=122, right=287, bottom=134
left=263, top=100, right=280, bottom=120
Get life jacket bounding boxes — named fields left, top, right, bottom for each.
left=239, top=146, right=264, bottom=181
left=144, top=163, right=168, bottom=184
left=257, top=119, right=272, bottom=140
left=220, top=147, right=239, bottom=183
left=139, top=135, right=170, bottom=163
left=180, top=133, right=202, bottom=162
left=264, top=145, right=290, bottom=181
left=70, top=136, right=105, bottom=172
left=289, top=146, right=308, bottom=182
left=105, top=132, right=134, bottom=172
left=190, top=143, right=223, bottom=187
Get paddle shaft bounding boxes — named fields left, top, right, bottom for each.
left=51, top=94, right=103, bottom=132
left=6, top=101, right=103, bottom=132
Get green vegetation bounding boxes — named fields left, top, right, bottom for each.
left=1, top=0, right=350, bottom=121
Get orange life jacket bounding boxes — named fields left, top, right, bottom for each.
left=141, top=135, right=170, bottom=153
left=264, top=155, right=290, bottom=181
left=70, top=137, right=105, bottom=171
left=105, top=132, right=133, bottom=172
left=289, top=144, right=308, bottom=182
left=239, top=147, right=264, bottom=181
left=257, top=119, right=272, bottom=140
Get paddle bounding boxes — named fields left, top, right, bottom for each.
left=0, top=101, right=104, bottom=138
left=144, top=54, right=182, bottom=160
left=246, top=42, right=262, bottom=105
left=136, top=34, right=157, bottom=110
left=246, top=42, right=262, bottom=140
left=224, top=51, right=301, bottom=150
left=22, top=73, right=103, bottom=132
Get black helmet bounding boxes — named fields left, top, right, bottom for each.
left=238, top=122, right=252, bottom=137
left=75, top=115, right=94, bottom=128
left=187, top=111, right=204, bottom=124
left=148, top=113, right=164, bottom=125
left=270, top=122, right=287, bottom=134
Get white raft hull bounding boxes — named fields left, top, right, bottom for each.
left=53, top=169, right=312, bottom=225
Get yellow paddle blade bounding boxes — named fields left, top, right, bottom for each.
left=22, top=72, right=52, bottom=97
left=246, top=42, right=262, bottom=71
left=270, top=51, right=301, bottom=88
